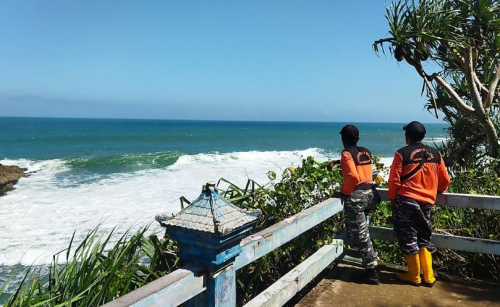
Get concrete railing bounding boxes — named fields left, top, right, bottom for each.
left=370, top=189, right=500, bottom=256
left=101, top=190, right=500, bottom=307
left=102, top=198, right=345, bottom=307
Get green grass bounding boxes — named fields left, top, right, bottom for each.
left=2, top=225, right=179, bottom=307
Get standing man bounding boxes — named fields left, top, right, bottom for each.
left=389, top=121, right=450, bottom=287
left=329, top=124, right=379, bottom=285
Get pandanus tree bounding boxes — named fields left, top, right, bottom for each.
left=374, top=0, right=500, bottom=159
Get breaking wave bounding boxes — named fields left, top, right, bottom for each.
left=0, top=148, right=334, bottom=266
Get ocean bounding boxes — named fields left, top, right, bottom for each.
left=0, top=117, right=448, bottom=302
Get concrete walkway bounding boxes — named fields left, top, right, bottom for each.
left=294, top=261, right=500, bottom=307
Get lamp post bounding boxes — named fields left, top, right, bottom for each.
left=156, top=181, right=260, bottom=307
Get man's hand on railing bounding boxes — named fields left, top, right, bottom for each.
left=333, top=191, right=344, bottom=199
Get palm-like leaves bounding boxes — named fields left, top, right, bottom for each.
left=375, top=0, right=500, bottom=158
left=3, top=226, right=178, bottom=307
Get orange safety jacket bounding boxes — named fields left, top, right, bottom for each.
left=340, top=146, right=373, bottom=196
left=388, top=143, right=450, bottom=204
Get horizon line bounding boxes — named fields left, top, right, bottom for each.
left=0, top=115, right=448, bottom=125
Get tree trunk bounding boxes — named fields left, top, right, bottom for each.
left=479, top=115, right=500, bottom=157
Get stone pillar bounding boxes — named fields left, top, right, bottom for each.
left=156, top=182, right=260, bottom=307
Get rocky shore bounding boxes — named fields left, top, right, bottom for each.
left=0, top=164, right=24, bottom=195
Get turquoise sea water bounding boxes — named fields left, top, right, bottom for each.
left=1, top=117, right=448, bottom=162
left=0, top=117, right=448, bottom=303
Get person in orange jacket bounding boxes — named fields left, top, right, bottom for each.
left=329, top=124, right=379, bottom=285
left=388, top=121, right=450, bottom=287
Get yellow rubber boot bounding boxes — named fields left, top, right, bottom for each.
left=419, top=248, right=436, bottom=287
left=397, top=254, right=421, bottom=286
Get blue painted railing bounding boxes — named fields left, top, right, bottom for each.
left=101, top=190, right=500, bottom=307
left=370, top=189, right=500, bottom=255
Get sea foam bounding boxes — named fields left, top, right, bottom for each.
left=0, top=148, right=332, bottom=266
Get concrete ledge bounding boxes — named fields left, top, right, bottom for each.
left=295, top=261, right=500, bottom=307
left=378, top=189, right=500, bottom=210
left=235, top=198, right=343, bottom=270
left=100, top=264, right=206, bottom=307
left=244, top=241, right=344, bottom=307
left=369, top=226, right=500, bottom=256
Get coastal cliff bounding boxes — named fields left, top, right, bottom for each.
left=0, top=164, right=24, bottom=195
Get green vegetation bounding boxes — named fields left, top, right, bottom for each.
left=1, top=226, right=178, bottom=307
left=372, top=0, right=500, bottom=280
left=3, top=153, right=500, bottom=306
left=219, top=157, right=345, bottom=304
left=429, top=157, right=500, bottom=279
left=371, top=157, right=500, bottom=280
left=4, top=1, right=500, bottom=305
left=1, top=157, right=346, bottom=306
left=374, top=0, right=500, bottom=159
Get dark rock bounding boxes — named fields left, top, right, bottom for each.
left=0, top=165, right=24, bottom=195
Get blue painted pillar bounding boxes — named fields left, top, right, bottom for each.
left=181, top=230, right=246, bottom=307
left=207, top=263, right=237, bottom=306
left=184, top=245, right=242, bottom=307
left=156, top=182, right=260, bottom=307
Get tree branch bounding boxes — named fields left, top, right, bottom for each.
left=423, top=77, right=439, bottom=118
left=463, top=51, right=500, bottom=157
left=464, top=48, right=485, bottom=116
left=447, top=44, right=488, bottom=96
left=447, top=43, right=465, bottom=65
left=431, top=74, right=475, bottom=114
left=484, top=64, right=500, bottom=110
left=404, top=54, right=427, bottom=79
left=473, top=73, right=489, bottom=95
left=403, top=54, right=441, bottom=118
left=444, top=137, right=482, bottom=166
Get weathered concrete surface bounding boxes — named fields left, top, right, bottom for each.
left=294, top=262, right=500, bottom=307
left=236, top=198, right=343, bottom=270
left=245, top=243, right=343, bottom=307
left=0, top=164, right=24, bottom=195
left=369, top=226, right=500, bottom=256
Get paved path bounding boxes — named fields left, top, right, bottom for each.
left=294, top=261, right=500, bottom=307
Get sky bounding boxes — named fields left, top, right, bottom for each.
left=0, top=0, right=443, bottom=123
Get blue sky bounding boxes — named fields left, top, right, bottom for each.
left=0, top=0, right=442, bottom=123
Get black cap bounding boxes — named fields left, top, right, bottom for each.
left=403, top=121, right=426, bottom=140
left=339, top=125, right=359, bottom=144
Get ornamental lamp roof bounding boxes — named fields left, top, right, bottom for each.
left=155, top=181, right=260, bottom=234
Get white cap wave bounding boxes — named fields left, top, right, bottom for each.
left=0, top=148, right=333, bottom=266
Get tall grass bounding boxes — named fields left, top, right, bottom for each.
left=431, top=157, right=500, bottom=280
left=2, top=225, right=178, bottom=307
